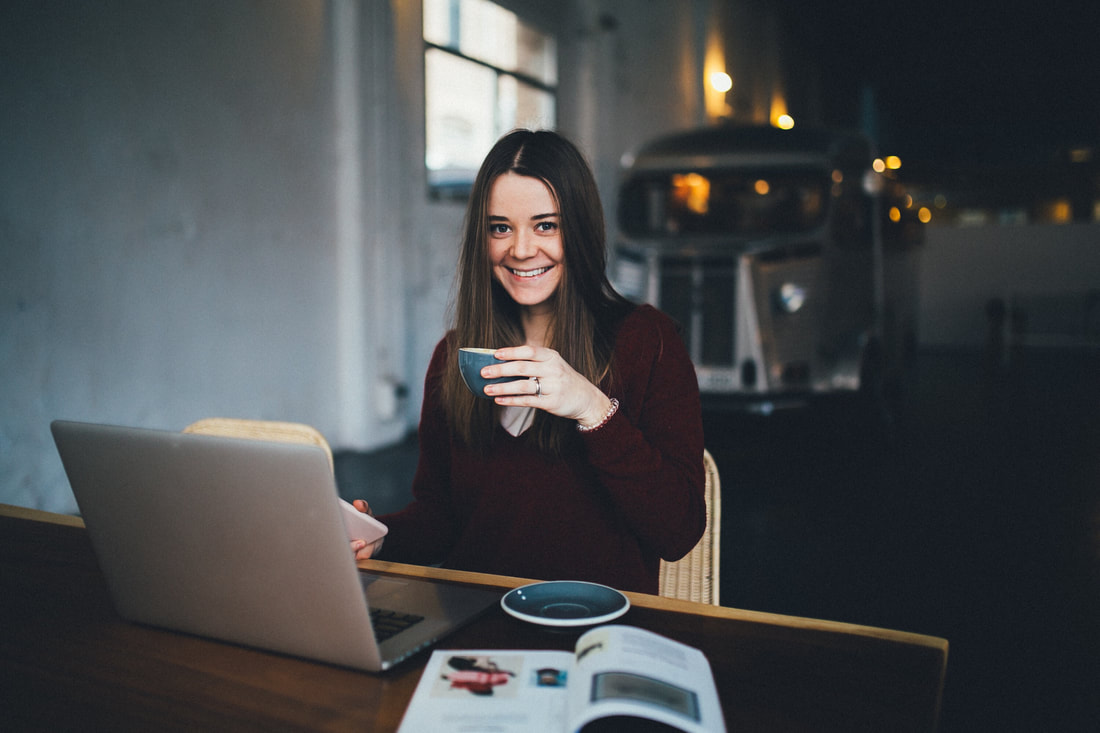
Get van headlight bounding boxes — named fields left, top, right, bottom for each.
left=775, top=282, right=806, bottom=313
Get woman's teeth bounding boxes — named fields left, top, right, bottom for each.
left=511, top=266, right=550, bottom=278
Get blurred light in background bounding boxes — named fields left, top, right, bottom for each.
left=1069, top=147, right=1092, bottom=163
left=1047, top=200, right=1073, bottom=223
left=703, top=33, right=729, bottom=121
left=671, top=173, right=711, bottom=215
left=770, top=92, right=791, bottom=129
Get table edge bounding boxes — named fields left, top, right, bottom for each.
left=1, top=502, right=949, bottom=656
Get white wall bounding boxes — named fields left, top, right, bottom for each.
left=1, top=1, right=414, bottom=512
left=917, top=223, right=1100, bottom=349
left=0, top=0, right=786, bottom=513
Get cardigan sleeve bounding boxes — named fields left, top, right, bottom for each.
left=579, top=306, right=707, bottom=562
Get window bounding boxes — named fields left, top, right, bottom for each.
left=423, top=0, right=557, bottom=199
left=619, top=169, right=829, bottom=237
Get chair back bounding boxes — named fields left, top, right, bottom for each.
left=659, top=449, right=721, bottom=605
left=183, top=418, right=334, bottom=473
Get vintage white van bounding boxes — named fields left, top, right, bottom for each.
left=612, top=124, right=922, bottom=409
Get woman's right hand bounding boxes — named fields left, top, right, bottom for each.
left=482, top=344, right=613, bottom=427
left=349, top=499, right=384, bottom=560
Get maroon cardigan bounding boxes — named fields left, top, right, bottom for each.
left=377, top=305, right=706, bottom=594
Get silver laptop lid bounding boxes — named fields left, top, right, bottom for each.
left=51, top=420, right=385, bottom=670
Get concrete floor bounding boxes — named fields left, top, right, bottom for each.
left=335, top=349, right=1100, bottom=732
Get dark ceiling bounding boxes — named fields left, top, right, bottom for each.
left=777, top=0, right=1100, bottom=165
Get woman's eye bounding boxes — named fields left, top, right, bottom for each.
left=535, top=221, right=558, bottom=232
left=489, top=223, right=511, bottom=235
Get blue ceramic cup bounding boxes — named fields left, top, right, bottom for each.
left=458, top=348, right=523, bottom=398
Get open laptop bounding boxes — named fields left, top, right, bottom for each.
left=50, top=419, right=499, bottom=672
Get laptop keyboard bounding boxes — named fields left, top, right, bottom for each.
left=370, top=608, right=425, bottom=642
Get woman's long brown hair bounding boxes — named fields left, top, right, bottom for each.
left=441, top=129, right=633, bottom=455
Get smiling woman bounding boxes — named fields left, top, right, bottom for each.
left=347, top=130, right=708, bottom=595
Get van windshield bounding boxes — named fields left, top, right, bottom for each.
left=619, top=168, right=830, bottom=237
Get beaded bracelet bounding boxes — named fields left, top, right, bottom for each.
left=576, top=397, right=619, bottom=433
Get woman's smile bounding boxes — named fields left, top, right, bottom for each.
left=507, top=265, right=553, bottom=279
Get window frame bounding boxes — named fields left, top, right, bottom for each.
left=423, top=1, right=558, bottom=201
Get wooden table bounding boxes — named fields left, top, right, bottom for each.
left=0, top=505, right=947, bottom=731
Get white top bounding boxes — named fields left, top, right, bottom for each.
left=500, top=405, right=536, bottom=437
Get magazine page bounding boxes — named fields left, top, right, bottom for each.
left=566, top=625, right=726, bottom=733
left=397, top=648, right=574, bottom=733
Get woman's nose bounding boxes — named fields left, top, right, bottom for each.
left=511, top=229, right=537, bottom=258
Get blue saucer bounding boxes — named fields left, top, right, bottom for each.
left=501, top=581, right=630, bottom=627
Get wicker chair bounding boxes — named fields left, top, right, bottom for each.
left=182, top=417, right=334, bottom=473
left=658, top=449, right=722, bottom=606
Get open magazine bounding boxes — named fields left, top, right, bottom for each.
left=397, top=625, right=726, bottom=732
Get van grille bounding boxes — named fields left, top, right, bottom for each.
left=658, top=256, right=736, bottom=368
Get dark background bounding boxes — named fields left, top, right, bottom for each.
left=780, top=0, right=1100, bottom=166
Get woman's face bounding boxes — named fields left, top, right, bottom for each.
left=487, top=172, right=564, bottom=316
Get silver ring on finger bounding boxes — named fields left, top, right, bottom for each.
left=531, top=376, right=542, bottom=397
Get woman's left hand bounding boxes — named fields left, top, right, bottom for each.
left=481, top=345, right=612, bottom=427
left=349, top=499, right=384, bottom=560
